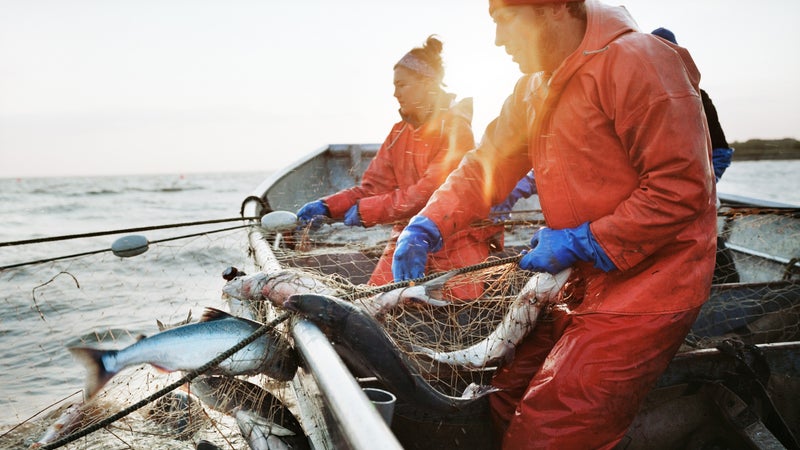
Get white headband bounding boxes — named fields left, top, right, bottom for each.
left=396, top=52, right=438, bottom=79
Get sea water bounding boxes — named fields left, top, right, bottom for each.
left=0, top=161, right=797, bottom=446
left=0, top=171, right=270, bottom=448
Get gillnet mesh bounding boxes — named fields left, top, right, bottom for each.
left=1, top=206, right=798, bottom=449
left=0, top=225, right=271, bottom=449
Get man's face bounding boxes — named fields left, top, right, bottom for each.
left=492, top=5, right=559, bottom=74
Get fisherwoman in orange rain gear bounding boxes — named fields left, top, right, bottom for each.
left=296, top=35, right=500, bottom=300
left=392, top=1, right=717, bottom=448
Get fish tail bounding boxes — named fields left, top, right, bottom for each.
left=68, top=347, right=117, bottom=398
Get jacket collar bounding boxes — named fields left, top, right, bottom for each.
left=399, top=91, right=462, bottom=128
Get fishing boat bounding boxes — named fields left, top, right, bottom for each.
left=5, top=144, right=797, bottom=450
left=236, top=143, right=800, bottom=450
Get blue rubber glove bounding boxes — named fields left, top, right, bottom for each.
left=343, top=204, right=363, bottom=227
left=490, top=171, right=537, bottom=222
left=519, top=222, right=616, bottom=274
left=392, top=215, right=443, bottom=281
left=296, top=200, right=329, bottom=229
left=712, top=147, right=734, bottom=182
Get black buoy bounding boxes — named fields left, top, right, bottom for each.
left=111, top=235, right=149, bottom=257
left=222, top=266, right=246, bottom=281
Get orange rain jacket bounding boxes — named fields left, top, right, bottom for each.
left=324, top=94, right=475, bottom=225
left=324, top=95, right=500, bottom=287
left=419, top=1, right=717, bottom=314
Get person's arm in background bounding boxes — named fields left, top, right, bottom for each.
left=357, top=119, right=475, bottom=227
left=297, top=126, right=401, bottom=227
left=701, top=89, right=734, bottom=181
left=490, top=170, right=536, bottom=222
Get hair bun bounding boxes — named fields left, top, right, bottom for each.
left=424, top=35, right=443, bottom=56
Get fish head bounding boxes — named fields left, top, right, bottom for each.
left=283, top=293, right=352, bottom=328
left=221, top=272, right=268, bottom=301
left=221, top=276, right=247, bottom=299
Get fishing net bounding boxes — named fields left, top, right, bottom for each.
left=1, top=205, right=798, bottom=449
left=266, top=207, right=800, bottom=393
left=0, top=224, right=278, bottom=449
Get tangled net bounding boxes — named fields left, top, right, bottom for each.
left=1, top=206, right=797, bottom=449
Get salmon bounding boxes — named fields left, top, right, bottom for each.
left=189, top=375, right=309, bottom=450
left=68, top=308, right=298, bottom=398
left=224, top=269, right=451, bottom=318
left=412, top=269, right=571, bottom=368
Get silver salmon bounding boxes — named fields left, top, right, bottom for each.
left=235, top=408, right=296, bottom=450
left=29, top=402, right=88, bottom=449
left=69, top=308, right=298, bottom=398
left=412, top=269, right=571, bottom=368
left=189, top=375, right=309, bottom=450
left=222, top=269, right=339, bottom=307
left=353, top=272, right=454, bottom=320
left=224, top=269, right=451, bottom=319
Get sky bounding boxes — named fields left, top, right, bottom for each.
left=1, top=0, right=798, bottom=178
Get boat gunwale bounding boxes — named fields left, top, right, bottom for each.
left=246, top=214, right=402, bottom=450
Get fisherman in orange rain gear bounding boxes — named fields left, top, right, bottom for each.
left=392, top=1, right=717, bottom=448
left=296, top=35, right=501, bottom=301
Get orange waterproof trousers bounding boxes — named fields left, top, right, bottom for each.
left=489, top=305, right=701, bottom=449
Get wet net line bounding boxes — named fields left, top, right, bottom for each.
left=1, top=225, right=252, bottom=271
left=0, top=216, right=259, bottom=248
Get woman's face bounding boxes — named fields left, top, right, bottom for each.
left=393, top=66, right=435, bottom=121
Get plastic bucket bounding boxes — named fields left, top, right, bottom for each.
left=363, top=387, right=396, bottom=426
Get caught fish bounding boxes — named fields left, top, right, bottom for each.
left=69, top=308, right=298, bottom=398
left=235, top=408, right=299, bottom=450
left=30, top=402, right=87, bottom=449
left=354, top=272, right=454, bottom=320
left=412, top=269, right=571, bottom=369
left=189, top=375, right=309, bottom=450
left=224, top=269, right=451, bottom=319
left=283, top=293, right=496, bottom=413
left=222, top=269, right=339, bottom=307
left=226, top=295, right=259, bottom=322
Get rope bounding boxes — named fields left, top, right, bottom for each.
left=0, top=224, right=249, bottom=270
left=342, top=254, right=523, bottom=301
left=0, top=217, right=259, bottom=248
left=40, top=312, right=291, bottom=450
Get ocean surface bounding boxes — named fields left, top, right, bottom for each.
left=0, top=161, right=798, bottom=447
left=0, top=171, right=270, bottom=448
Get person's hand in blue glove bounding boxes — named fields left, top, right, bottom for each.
left=296, top=200, right=329, bottom=229
left=519, top=222, right=617, bottom=274
left=344, top=204, right=363, bottom=227
left=712, top=147, right=734, bottom=182
left=392, top=215, right=443, bottom=281
left=490, top=171, right=537, bottom=223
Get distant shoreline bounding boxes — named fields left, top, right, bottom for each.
left=730, top=138, right=800, bottom=161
